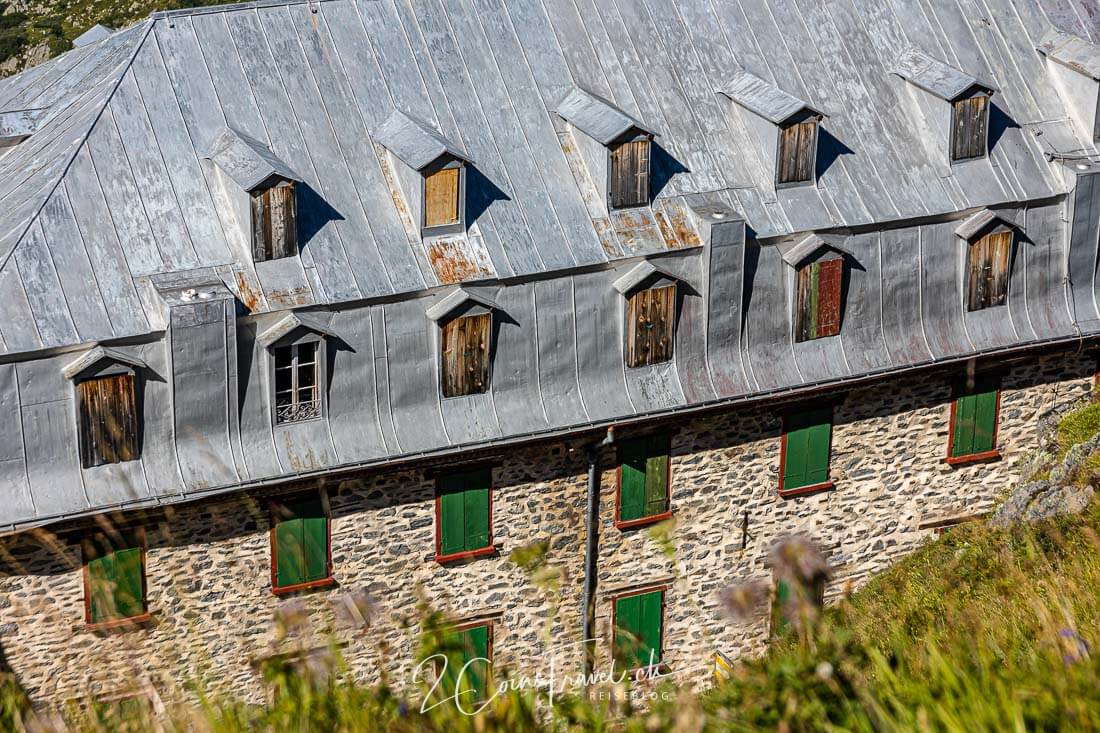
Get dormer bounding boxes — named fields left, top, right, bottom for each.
left=257, top=312, right=338, bottom=425
left=426, top=287, right=503, bottom=397
left=777, top=234, right=853, bottom=341
left=556, top=87, right=658, bottom=210
left=62, top=347, right=148, bottom=468
left=0, top=108, right=48, bottom=157
left=207, top=128, right=302, bottom=262
left=955, top=209, right=1019, bottom=312
left=1037, top=29, right=1100, bottom=144
left=892, top=49, right=997, bottom=164
left=374, top=111, right=473, bottom=238
left=720, top=72, right=826, bottom=187
left=613, top=260, right=689, bottom=368
left=73, top=24, right=114, bottom=48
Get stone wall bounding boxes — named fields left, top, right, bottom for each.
left=0, top=350, right=1093, bottom=707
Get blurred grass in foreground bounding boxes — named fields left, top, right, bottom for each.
left=3, top=500, right=1100, bottom=732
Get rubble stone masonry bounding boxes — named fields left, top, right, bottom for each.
left=0, top=350, right=1094, bottom=707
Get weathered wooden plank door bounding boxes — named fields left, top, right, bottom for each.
left=441, top=313, right=491, bottom=397
left=626, top=285, right=675, bottom=367
left=77, top=374, right=138, bottom=468
left=610, top=139, right=651, bottom=209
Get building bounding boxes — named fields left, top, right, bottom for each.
left=0, top=0, right=1098, bottom=709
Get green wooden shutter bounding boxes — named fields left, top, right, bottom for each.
left=275, top=494, right=327, bottom=588
left=113, top=546, right=145, bottom=618
left=952, top=388, right=998, bottom=457
left=783, top=411, right=832, bottom=491
left=643, top=445, right=669, bottom=518
left=614, top=593, right=643, bottom=669
left=638, top=590, right=663, bottom=666
left=439, top=469, right=491, bottom=556
left=464, top=483, right=490, bottom=551
left=462, top=624, right=490, bottom=701
left=619, top=439, right=647, bottom=521
left=615, top=591, right=663, bottom=670
left=620, top=436, right=669, bottom=522
left=85, top=532, right=145, bottom=624
left=442, top=625, right=490, bottom=703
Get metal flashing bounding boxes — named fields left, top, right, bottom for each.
left=1037, top=28, right=1100, bottom=80
left=62, top=346, right=148, bottom=380
left=720, top=70, right=825, bottom=125
left=373, top=110, right=472, bottom=171
left=892, top=48, right=997, bottom=101
left=256, top=312, right=338, bottom=348
left=425, top=286, right=502, bottom=323
left=556, top=86, right=657, bottom=145
left=206, top=127, right=300, bottom=192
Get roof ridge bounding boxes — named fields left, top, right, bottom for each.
left=0, top=19, right=156, bottom=275
left=149, top=0, right=341, bottom=20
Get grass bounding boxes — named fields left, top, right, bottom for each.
left=3, top=499, right=1100, bottom=732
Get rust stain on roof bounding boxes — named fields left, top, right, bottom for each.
left=427, top=238, right=494, bottom=284
left=655, top=204, right=701, bottom=249
left=234, top=270, right=264, bottom=312
left=267, top=286, right=313, bottom=307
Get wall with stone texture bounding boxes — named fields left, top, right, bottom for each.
left=0, top=350, right=1093, bottom=707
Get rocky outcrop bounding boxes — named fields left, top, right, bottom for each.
left=991, top=425, right=1100, bottom=526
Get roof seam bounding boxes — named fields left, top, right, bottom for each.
left=0, top=20, right=157, bottom=276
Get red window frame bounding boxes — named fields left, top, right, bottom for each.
left=435, top=619, right=495, bottom=678
left=609, top=584, right=669, bottom=677
left=777, top=412, right=836, bottom=498
left=614, top=435, right=673, bottom=530
left=945, top=386, right=1002, bottom=466
left=434, top=466, right=496, bottom=564
left=268, top=489, right=335, bottom=596
left=82, top=525, right=151, bottom=631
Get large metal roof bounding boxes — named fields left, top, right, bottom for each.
left=0, top=0, right=1095, bottom=358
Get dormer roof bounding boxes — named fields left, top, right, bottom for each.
left=0, top=108, right=49, bottom=145
left=612, top=260, right=685, bottom=295
left=62, top=346, right=147, bottom=380
left=720, top=71, right=825, bottom=125
left=892, top=49, right=997, bottom=101
left=556, top=87, right=657, bottom=145
left=373, top=110, right=472, bottom=171
left=1037, top=29, right=1100, bottom=81
left=954, top=209, right=1016, bottom=240
left=207, top=127, right=300, bottom=192
left=776, top=234, right=853, bottom=268
left=73, top=24, right=115, bottom=48
left=425, top=286, right=502, bottom=323
left=257, top=312, right=338, bottom=348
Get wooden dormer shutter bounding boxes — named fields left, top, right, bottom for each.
left=251, top=181, right=298, bottom=261
left=966, top=230, right=1011, bottom=311
left=951, top=95, right=989, bottom=161
left=425, top=167, right=460, bottom=228
left=609, top=139, right=651, bottom=209
left=795, top=258, right=843, bottom=341
left=625, top=285, right=675, bottom=367
left=77, top=374, right=139, bottom=468
left=778, top=119, right=817, bottom=184
left=441, top=313, right=491, bottom=397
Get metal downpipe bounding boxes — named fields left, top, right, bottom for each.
left=583, top=426, right=614, bottom=676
